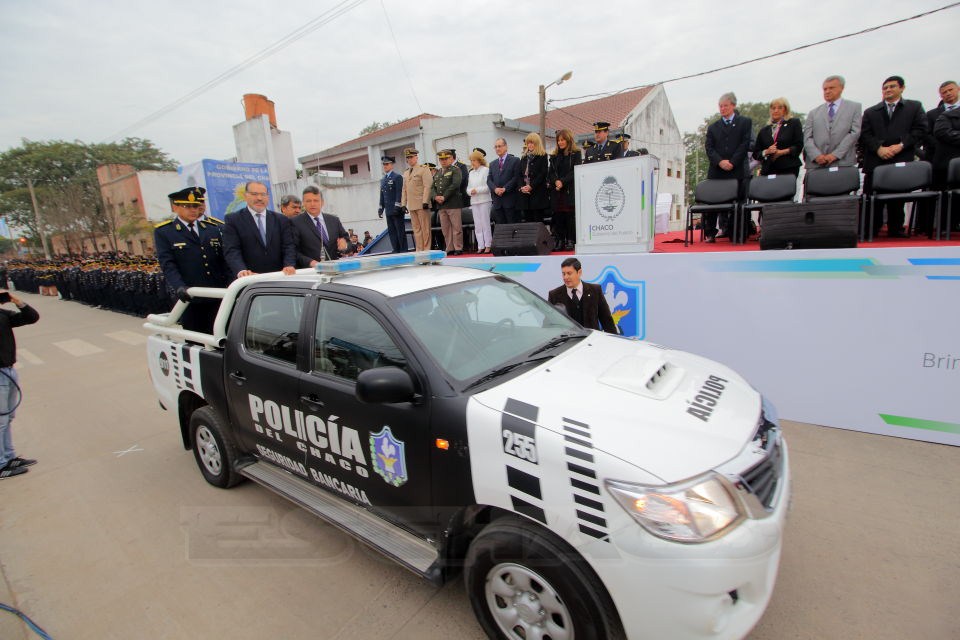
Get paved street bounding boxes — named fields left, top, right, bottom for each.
left=1, top=292, right=957, bottom=640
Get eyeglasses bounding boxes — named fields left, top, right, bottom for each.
left=246, top=191, right=269, bottom=197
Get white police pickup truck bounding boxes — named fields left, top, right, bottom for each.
left=145, top=251, right=790, bottom=640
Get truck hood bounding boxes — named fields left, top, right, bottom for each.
left=472, top=334, right=762, bottom=483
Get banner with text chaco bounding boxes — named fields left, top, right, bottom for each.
left=454, top=246, right=960, bottom=446
left=574, top=155, right=657, bottom=254
left=180, top=160, right=273, bottom=218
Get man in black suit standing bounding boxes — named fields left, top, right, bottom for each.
left=487, top=137, right=521, bottom=224
left=584, top=122, right=623, bottom=163
left=704, top=92, right=753, bottom=242
left=291, top=186, right=352, bottom=267
left=859, top=75, right=927, bottom=238
left=222, top=181, right=297, bottom=278
left=547, top=258, right=617, bottom=334
left=918, top=80, right=958, bottom=234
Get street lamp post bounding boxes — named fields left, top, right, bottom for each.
left=539, top=71, right=573, bottom=142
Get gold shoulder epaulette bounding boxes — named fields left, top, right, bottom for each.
left=205, top=216, right=224, bottom=225
left=154, top=219, right=174, bottom=228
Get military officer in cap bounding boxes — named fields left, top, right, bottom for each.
left=378, top=155, right=407, bottom=253
left=618, top=133, right=640, bottom=157
left=430, top=150, right=464, bottom=254
left=400, top=148, right=433, bottom=251
left=583, top=122, right=623, bottom=163
left=154, top=186, right=229, bottom=333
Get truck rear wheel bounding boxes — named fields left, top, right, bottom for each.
left=464, top=516, right=624, bottom=640
left=189, top=406, right=242, bottom=488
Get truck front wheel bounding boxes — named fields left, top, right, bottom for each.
left=189, top=406, right=242, bottom=489
left=464, top=516, right=624, bottom=640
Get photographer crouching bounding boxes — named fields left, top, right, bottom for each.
left=0, top=290, right=39, bottom=479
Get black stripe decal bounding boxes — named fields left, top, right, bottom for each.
left=503, top=399, right=538, bottom=440
left=507, top=466, right=542, bottom=500
left=511, top=496, right=547, bottom=524
left=578, top=524, right=608, bottom=540
left=180, top=345, right=192, bottom=364
left=562, top=425, right=591, bottom=438
left=576, top=510, right=607, bottom=527
left=182, top=366, right=192, bottom=380
left=184, top=381, right=195, bottom=391
left=571, top=478, right=601, bottom=495
left=565, top=447, right=594, bottom=463
left=563, top=417, right=589, bottom=428
left=505, top=398, right=538, bottom=421
left=567, top=462, right=596, bottom=479
left=574, top=493, right=605, bottom=511
left=563, top=435, right=593, bottom=449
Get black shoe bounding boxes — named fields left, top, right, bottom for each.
left=716, top=231, right=729, bottom=239
left=8, top=456, right=37, bottom=468
left=705, top=236, right=716, bottom=244
left=0, top=464, right=29, bottom=479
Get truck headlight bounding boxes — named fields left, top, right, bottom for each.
left=606, top=473, right=743, bottom=543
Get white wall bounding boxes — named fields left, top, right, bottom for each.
left=234, top=115, right=297, bottom=185
left=137, top=171, right=181, bottom=221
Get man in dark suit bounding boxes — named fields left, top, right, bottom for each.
left=618, top=133, right=639, bottom=157
left=222, top=181, right=297, bottom=278
left=487, top=137, right=521, bottom=224
left=584, top=122, right=623, bottom=163
left=917, top=81, right=959, bottom=234
left=704, top=92, right=753, bottom=242
left=452, top=150, right=471, bottom=208
left=291, top=186, right=352, bottom=266
left=547, top=258, right=617, bottom=334
left=154, top=187, right=229, bottom=333
left=378, top=156, right=406, bottom=253
left=859, top=75, right=928, bottom=237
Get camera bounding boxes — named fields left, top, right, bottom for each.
left=0, top=292, right=10, bottom=304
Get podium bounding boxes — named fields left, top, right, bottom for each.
left=574, top=156, right=658, bottom=254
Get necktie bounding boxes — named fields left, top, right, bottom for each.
left=571, top=288, right=579, bottom=303
left=255, top=213, right=266, bottom=244
left=828, top=102, right=836, bottom=121
left=188, top=222, right=198, bottom=237
left=499, top=156, right=504, bottom=171
left=887, top=103, right=896, bottom=118
left=315, top=216, right=329, bottom=244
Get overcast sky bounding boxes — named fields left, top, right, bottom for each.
left=1, top=0, right=955, bottom=167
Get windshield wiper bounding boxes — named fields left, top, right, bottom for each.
left=527, top=333, right=585, bottom=357
left=462, top=356, right=555, bottom=392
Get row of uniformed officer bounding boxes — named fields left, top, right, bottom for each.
left=153, top=186, right=229, bottom=333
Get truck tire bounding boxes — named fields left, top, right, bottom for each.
left=189, top=406, right=243, bottom=489
left=464, top=516, right=624, bottom=640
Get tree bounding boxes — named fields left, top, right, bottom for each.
left=357, top=118, right=408, bottom=136
left=683, top=102, right=805, bottom=204
left=0, top=138, right=176, bottom=255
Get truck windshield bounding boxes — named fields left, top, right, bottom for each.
left=391, top=276, right=582, bottom=383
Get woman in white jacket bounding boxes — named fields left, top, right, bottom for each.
left=467, top=148, right=493, bottom=253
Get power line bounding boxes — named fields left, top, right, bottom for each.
left=550, top=2, right=960, bottom=105
left=104, top=0, right=371, bottom=141
left=380, top=0, right=423, bottom=114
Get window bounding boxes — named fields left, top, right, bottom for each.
left=349, top=164, right=359, bottom=175
left=666, top=168, right=673, bottom=177
left=676, top=169, right=682, bottom=179
left=244, top=294, right=304, bottom=365
left=314, top=300, right=406, bottom=381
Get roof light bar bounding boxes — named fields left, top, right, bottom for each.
left=314, top=250, right=446, bottom=275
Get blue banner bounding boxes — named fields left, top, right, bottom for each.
left=181, top=160, right=273, bottom=218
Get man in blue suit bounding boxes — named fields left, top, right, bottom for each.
left=378, top=156, right=407, bottom=252
left=487, top=137, right=521, bottom=224
left=222, top=181, right=297, bottom=278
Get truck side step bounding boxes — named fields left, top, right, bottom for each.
left=239, top=461, right=441, bottom=580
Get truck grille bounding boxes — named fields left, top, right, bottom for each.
left=737, top=417, right=783, bottom=511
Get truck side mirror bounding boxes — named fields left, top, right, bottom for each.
left=356, top=367, right=416, bottom=404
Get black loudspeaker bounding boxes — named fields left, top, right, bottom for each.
left=760, top=200, right=859, bottom=250
left=491, top=223, right=553, bottom=256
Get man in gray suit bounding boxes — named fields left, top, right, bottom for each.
left=803, top=75, right=862, bottom=169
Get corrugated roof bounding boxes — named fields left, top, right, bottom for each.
left=516, top=86, right=655, bottom=136
left=304, top=113, right=440, bottom=161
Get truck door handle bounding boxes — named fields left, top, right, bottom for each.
left=300, top=395, right=324, bottom=410
left=229, top=371, right=246, bottom=384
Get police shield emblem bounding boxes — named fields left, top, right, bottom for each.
left=370, top=426, right=408, bottom=487
left=589, top=265, right=646, bottom=339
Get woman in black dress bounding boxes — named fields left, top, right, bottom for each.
left=753, top=97, right=803, bottom=176
left=548, top=128, right=582, bottom=250
left=518, top=132, right=550, bottom=223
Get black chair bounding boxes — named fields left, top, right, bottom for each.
left=866, top=161, right=940, bottom=241
left=685, top=179, right=739, bottom=246
left=944, top=157, right=960, bottom=241
left=804, top=165, right=862, bottom=202
left=429, top=210, right=443, bottom=249
left=460, top=207, right=475, bottom=253
left=741, top=174, right=798, bottom=243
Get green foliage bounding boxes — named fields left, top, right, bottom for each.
left=358, top=118, right=409, bottom=136
left=683, top=102, right=806, bottom=204
left=0, top=138, right=175, bottom=250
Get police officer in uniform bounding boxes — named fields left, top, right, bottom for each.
left=378, top=156, right=407, bottom=253
left=583, top=122, right=623, bottom=163
left=154, top=187, right=229, bottom=333
left=430, top=150, right=464, bottom=254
